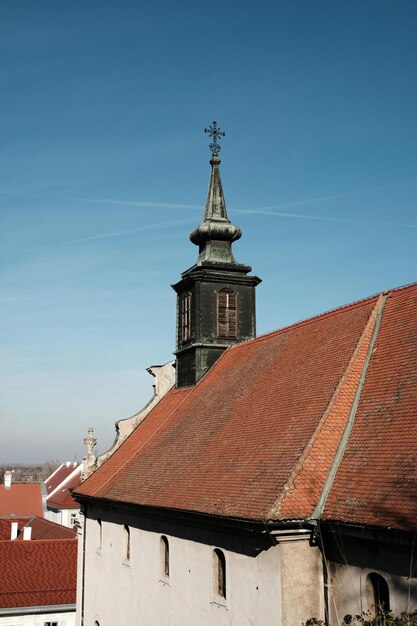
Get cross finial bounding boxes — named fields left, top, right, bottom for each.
left=204, top=121, right=225, bottom=155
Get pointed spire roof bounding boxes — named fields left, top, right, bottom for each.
left=189, top=122, right=242, bottom=266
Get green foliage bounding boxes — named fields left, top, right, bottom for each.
left=342, top=608, right=417, bottom=626
left=302, top=609, right=417, bottom=626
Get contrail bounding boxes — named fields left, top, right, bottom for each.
left=231, top=208, right=417, bottom=229
left=22, top=217, right=197, bottom=253
left=80, top=198, right=202, bottom=211
left=80, top=180, right=417, bottom=214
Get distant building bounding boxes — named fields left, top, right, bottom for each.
left=45, top=462, right=82, bottom=529
left=0, top=471, right=43, bottom=517
left=0, top=516, right=77, bottom=625
left=44, top=462, right=79, bottom=497
left=74, top=134, right=417, bottom=625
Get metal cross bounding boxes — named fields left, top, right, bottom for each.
left=204, top=121, right=225, bottom=155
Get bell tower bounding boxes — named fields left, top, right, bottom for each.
left=172, top=122, right=261, bottom=388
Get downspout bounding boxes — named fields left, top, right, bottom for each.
left=80, top=503, right=87, bottom=626
left=309, top=293, right=387, bottom=625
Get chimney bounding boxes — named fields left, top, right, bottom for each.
left=10, top=522, right=18, bottom=540
left=4, top=471, right=12, bottom=490
left=23, top=526, right=32, bottom=541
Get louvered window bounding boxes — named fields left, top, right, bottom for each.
left=217, top=289, right=238, bottom=338
left=181, top=292, right=192, bottom=342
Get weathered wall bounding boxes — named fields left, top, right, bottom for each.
left=323, top=526, right=417, bottom=624
left=280, top=539, right=324, bottom=625
left=77, top=506, right=323, bottom=626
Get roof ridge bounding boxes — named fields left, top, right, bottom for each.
left=232, top=292, right=380, bottom=352
left=229, top=282, right=417, bottom=353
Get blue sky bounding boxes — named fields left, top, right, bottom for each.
left=1, top=0, right=416, bottom=463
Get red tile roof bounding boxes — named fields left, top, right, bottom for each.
left=323, top=284, right=417, bottom=531
left=44, top=463, right=79, bottom=495
left=0, top=484, right=43, bottom=517
left=75, top=284, right=417, bottom=531
left=47, top=465, right=82, bottom=510
left=0, top=517, right=76, bottom=541
left=0, top=539, right=77, bottom=609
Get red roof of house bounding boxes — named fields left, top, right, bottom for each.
left=47, top=465, right=82, bottom=510
left=0, top=517, right=76, bottom=541
left=0, top=484, right=43, bottom=517
left=0, top=539, right=77, bottom=609
left=75, top=284, right=417, bottom=531
left=44, top=463, right=79, bottom=495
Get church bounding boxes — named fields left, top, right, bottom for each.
left=74, top=124, right=417, bottom=626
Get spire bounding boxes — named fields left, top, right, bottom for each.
left=189, top=122, right=241, bottom=265
left=173, top=121, right=261, bottom=387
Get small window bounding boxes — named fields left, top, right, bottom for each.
left=44, top=622, right=58, bottom=626
left=160, top=535, right=169, bottom=578
left=124, top=525, right=130, bottom=561
left=181, top=292, right=192, bottom=342
left=366, top=572, right=390, bottom=616
left=97, top=519, right=102, bottom=551
left=212, top=548, right=226, bottom=599
left=217, top=289, right=237, bottom=338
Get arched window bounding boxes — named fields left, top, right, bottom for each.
left=160, top=535, right=169, bottom=578
left=366, top=572, right=390, bottom=616
left=212, top=548, right=226, bottom=599
left=217, top=289, right=237, bottom=338
left=181, top=292, right=192, bottom=342
left=97, top=519, right=102, bottom=551
left=124, top=525, right=130, bottom=561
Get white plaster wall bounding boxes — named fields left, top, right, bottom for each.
left=0, top=610, right=75, bottom=626
left=80, top=517, right=285, bottom=626
left=328, top=562, right=417, bottom=625
left=46, top=509, right=62, bottom=525
left=46, top=508, right=80, bottom=529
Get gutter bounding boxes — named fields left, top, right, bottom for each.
left=0, top=603, right=76, bottom=617
left=74, top=493, right=315, bottom=536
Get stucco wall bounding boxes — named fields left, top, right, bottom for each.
left=47, top=507, right=80, bottom=529
left=77, top=506, right=324, bottom=626
left=81, top=518, right=279, bottom=625
left=327, top=561, right=417, bottom=624
left=323, top=525, right=417, bottom=624
left=280, top=539, right=324, bottom=625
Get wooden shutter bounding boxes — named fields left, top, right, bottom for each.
left=181, top=292, right=191, bottom=342
left=217, top=289, right=238, bottom=338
